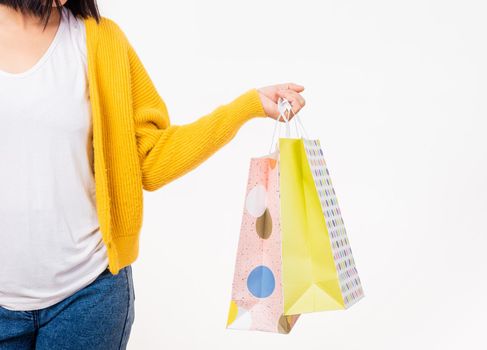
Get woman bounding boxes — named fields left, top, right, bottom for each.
left=0, top=0, right=305, bottom=348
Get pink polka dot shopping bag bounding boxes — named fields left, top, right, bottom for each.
left=226, top=99, right=364, bottom=334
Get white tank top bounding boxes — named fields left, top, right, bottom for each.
left=0, top=7, right=109, bottom=311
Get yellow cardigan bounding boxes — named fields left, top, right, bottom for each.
left=84, top=16, right=267, bottom=275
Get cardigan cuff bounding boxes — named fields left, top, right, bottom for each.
left=209, top=88, right=268, bottom=147
left=226, top=88, right=267, bottom=123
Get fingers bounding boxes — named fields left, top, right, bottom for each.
left=257, top=83, right=306, bottom=121
left=276, top=89, right=306, bottom=117
left=278, top=82, right=305, bottom=93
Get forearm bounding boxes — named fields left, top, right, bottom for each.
left=137, top=88, right=266, bottom=191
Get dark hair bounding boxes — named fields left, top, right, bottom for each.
left=0, top=0, right=101, bottom=28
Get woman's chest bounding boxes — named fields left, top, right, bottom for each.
left=0, top=60, right=91, bottom=136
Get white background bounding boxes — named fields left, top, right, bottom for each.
left=100, top=1, right=487, bottom=349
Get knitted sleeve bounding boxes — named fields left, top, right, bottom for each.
left=127, top=44, right=267, bottom=192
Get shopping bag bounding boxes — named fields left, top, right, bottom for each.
left=226, top=152, right=301, bottom=334
left=226, top=98, right=364, bottom=333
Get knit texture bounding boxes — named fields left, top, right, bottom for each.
left=84, top=16, right=267, bottom=275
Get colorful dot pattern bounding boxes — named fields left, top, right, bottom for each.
left=227, top=154, right=300, bottom=333
left=247, top=265, right=276, bottom=298
left=303, top=139, right=364, bottom=308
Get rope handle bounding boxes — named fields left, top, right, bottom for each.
left=268, top=97, right=309, bottom=154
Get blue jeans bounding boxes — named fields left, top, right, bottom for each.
left=0, top=265, right=135, bottom=350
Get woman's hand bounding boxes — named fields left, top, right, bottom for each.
left=257, top=83, right=305, bottom=121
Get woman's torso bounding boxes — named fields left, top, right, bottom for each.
left=0, top=7, right=108, bottom=311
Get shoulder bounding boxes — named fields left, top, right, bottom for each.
left=84, top=15, right=131, bottom=49
left=98, top=16, right=127, bottom=39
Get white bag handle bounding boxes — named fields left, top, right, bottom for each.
left=268, top=97, right=309, bottom=154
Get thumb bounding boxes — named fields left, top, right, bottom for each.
left=262, top=96, right=280, bottom=119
